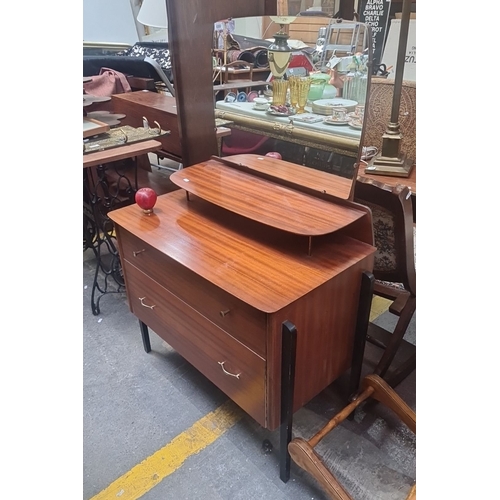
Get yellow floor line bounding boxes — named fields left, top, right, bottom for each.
left=90, top=400, right=243, bottom=500
left=369, top=295, right=392, bottom=322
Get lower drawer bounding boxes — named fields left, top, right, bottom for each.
left=124, top=260, right=267, bottom=426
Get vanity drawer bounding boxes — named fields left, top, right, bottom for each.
left=118, top=228, right=267, bottom=358
left=124, top=260, right=267, bottom=426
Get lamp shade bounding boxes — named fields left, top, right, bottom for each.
left=137, top=0, right=168, bottom=28
left=269, top=16, right=296, bottom=25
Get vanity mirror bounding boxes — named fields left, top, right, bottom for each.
left=166, top=0, right=373, bottom=200
left=109, top=1, right=377, bottom=483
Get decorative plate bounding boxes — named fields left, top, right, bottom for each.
left=266, top=108, right=296, bottom=117
left=236, top=91, right=247, bottom=102
left=323, top=117, right=349, bottom=125
left=348, top=121, right=363, bottom=130
left=312, top=98, right=358, bottom=115
left=247, top=91, right=258, bottom=102
left=224, top=92, right=237, bottom=103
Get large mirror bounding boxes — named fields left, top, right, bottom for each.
left=212, top=14, right=372, bottom=193
left=165, top=0, right=373, bottom=200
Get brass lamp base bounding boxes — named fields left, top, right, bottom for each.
left=365, top=152, right=414, bottom=178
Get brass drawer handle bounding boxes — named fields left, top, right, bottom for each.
left=220, top=309, right=231, bottom=317
left=133, top=249, right=146, bottom=257
left=218, top=361, right=240, bottom=379
left=139, top=297, right=155, bottom=309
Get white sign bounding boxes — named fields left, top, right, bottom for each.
left=381, top=19, right=416, bottom=81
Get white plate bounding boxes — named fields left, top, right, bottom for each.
left=83, top=94, right=111, bottom=103
left=349, top=121, right=363, bottom=130
left=313, top=98, right=358, bottom=109
left=253, top=105, right=269, bottom=111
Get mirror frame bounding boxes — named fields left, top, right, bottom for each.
left=165, top=0, right=277, bottom=167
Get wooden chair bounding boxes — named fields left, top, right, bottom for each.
left=288, top=374, right=416, bottom=500
left=354, top=177, right=416, bottom=387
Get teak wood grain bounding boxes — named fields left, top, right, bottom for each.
left=222, top=154, right=354, bottom=200
left=109, top=190, right=374, bottom=314
left=170, top=159, right=366, bottom=237
left=118, top=228, right=267, bottom=358
left=110, top=156, right=376, bottom=430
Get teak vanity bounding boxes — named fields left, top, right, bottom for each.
left=109, top=154, right=376, bottom=480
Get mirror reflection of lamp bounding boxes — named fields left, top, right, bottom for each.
left=268, top=0, right=296, bottom=79
left=137, top=0, right=168, bottom=38
left=267, top=16, right=296, bottom=78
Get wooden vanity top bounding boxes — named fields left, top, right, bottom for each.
left=170, top=158, right=365, bottom=236
left=109, top=190, right=375, bottom=313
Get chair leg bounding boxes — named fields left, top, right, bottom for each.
left=374, top=296, right=416, bottom=378
left=288, top=438, right=354, bottom=500
left=386, top=352, right=416, bottom=389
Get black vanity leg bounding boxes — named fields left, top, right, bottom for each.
left=348, top=271, right=375, bottom=401
left=280, top=320, right=297, bottom=483
left=139, top=320, right=151, bottom=353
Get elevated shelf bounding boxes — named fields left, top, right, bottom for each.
left=170, top=156, right=366, bottom=238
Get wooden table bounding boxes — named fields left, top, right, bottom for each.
left=215, top=101, right=362, bottom=158
left=83, top=139, right=162, bottom=169
left=112, top=91, right=232, bottom=163
left=109, top=154, right=376, bottom=481
left=112, top=92, right=182, bottom=161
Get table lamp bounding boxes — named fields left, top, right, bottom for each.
left=267, top=0, right=296, bottom=78
left=137, top=0, right=168, bottom=31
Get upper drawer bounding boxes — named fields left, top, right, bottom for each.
left=118, top=227, right=267, bottom=358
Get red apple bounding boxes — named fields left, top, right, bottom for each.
left=135, top=187, right=157, bottom=214
left=265, top=152, right=282, bottom=160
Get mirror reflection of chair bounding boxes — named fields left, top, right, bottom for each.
left=288, top=374, right=416, bottom=500
left=221, top=60, right=255, bottom=96
left=354, top=177, right=416, bottom=388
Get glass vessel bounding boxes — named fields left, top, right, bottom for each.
left=307, top=73, right=330, bottom=102
left=288, top=75, right=300, bottom=111
left=272, top=78, right=289, bottom=106
left=296, top=77, right=311, bottom=114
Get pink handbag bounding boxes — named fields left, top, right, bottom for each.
left=83, top=67, right=132, bottom=96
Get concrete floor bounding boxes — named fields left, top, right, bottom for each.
left=83, top=248, right=416, bottom=500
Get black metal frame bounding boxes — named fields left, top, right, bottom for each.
left=83, top=158, right=139, bottom=315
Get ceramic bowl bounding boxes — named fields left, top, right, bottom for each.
left=253, top=97, right=268, bottom=105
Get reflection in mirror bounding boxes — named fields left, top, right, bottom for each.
left=213, top=14, right=372, bottom=199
